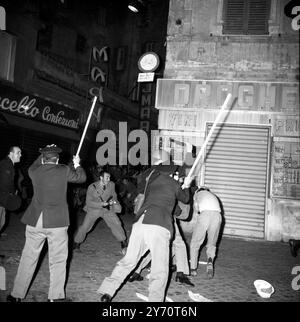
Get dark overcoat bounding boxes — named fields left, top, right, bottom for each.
left=22, top=156, right=86, bottom=228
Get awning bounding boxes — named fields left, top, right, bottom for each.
left=2, top=113, right=80, bottom=141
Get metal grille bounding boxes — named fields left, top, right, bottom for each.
left=204, top=124, right=270, bottom=239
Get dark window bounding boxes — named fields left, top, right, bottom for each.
left=76, top=34, right=87, bottom=53
left=223, top=0, right=270, bottom=35
left=36, top=25, right=53, bottom=51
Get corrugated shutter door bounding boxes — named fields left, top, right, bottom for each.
left=204, top=124, right=270, bottom=239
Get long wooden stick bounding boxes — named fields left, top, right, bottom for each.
left=75, top=96, right=97, bottom=158
left=186, top=93, right=232, bottom=179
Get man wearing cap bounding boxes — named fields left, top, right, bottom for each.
left=180, top=186, right=222, bottom=279
left=7, top=144, right=86, bottom=302
left=0, top=146, right=22, bottom=260
left=98, top=149, right=193, bottom=302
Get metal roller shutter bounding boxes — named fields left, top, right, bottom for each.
left=204, top=124, right=270, bottom=239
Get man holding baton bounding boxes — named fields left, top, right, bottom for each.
left=7, top=144, right=86, bottom=302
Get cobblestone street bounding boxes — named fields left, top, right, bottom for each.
left=0, top=211, right=299, bottom=303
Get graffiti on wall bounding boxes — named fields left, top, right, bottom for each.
left=274, top=116, right=299, bottom=137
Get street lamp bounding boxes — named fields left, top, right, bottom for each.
left=128, top=0, right=145, bottom=13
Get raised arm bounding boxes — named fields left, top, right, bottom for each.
left=28, top=155, right=43, bottom=174
left=66, top=155, right=86, bottom=183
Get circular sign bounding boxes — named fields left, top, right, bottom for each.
left=138, top=52, right=160, bottom=72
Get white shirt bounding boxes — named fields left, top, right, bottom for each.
left=194, top=190, right=221, bottom=212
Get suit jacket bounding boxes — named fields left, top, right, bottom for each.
left=0, top=157, right=16, bottom=208
left=21, top=155, right=86, bottom=228
left=135, top=165, right=190, bottom=236
left=84, top=180, right=121, bottom=214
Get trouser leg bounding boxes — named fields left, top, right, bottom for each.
left=97, top=217, right=147, bottom=297
left=0, top=207, right=6, bottom=232
left=74, top=211, right=99, bottom=244
left=11, top=225, right=46, bottom=299
left=206, top=211, right=222, bottom=260
left=144, top=225, right=170, bottom=302
left=135, top=251, right=151, bottom=274
left=189, top=214, right=209, bottom=270
left=173, top=221, right=189, bottom=275
left=102, top=212, right=126, bottom=242
left=47, top=226, right=68, bottom=300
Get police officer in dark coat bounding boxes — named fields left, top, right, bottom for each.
left=98, top=150, right=193, bottom=302
left=7, top=144, right=86, bottom=302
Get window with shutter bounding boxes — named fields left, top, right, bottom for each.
left=223, top=0, right=270, bottom=35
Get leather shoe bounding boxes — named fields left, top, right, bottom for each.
left=6, top=294, right=21, bottom=302
left=120, top=240, right=128, bottom=255
left=175, top=272, right=194, bottom=287
left=100, top=294, right=112, bottom=302
left=121, top=240, right=128, bottom=248
left=289, top=239, right=298, bottom=257
left=73, top=242, right=81, bottom=251
left=171, top=264, right=177, bottom=273
left=128, top=272, right=143, bottom=282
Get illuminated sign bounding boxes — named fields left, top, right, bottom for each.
left=0, top=83, right=79, bottom=130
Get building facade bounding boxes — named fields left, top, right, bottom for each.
left=0, top=0, right=170, bottom=167
left=154, top=0, right=299, bottom=241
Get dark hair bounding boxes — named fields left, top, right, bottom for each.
left=197, top=187, right=210, bottom=192
left=99, top=170, right=110, bottom=178
left=42, top=153, right=59, bottom=163
left=8, top=146, right=20, bottom=154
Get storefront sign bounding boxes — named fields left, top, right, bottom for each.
left=156, top=79, right=299, bottom=112
left=88, top=46, right=108, bottom=104
left=272, top=139, right=300, bottom=199
left=0, top=83, right=79, bottom=130
left=138, top=72, right=154, bottom=82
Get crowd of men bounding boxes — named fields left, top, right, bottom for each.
left=3, top=144, right=296, bottom=302
left=0, top=144, right=226, bottom=302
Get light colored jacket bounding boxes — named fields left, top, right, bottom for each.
left=84, top=181, right=121, bottom=214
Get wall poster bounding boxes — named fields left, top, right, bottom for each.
left=271, top=138, right=300, bottom=199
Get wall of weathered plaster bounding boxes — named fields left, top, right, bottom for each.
left=162, top=0, right=300, bottom=241
left=165, top=0, right=299, bottom=82
left=267, top=199, right=300, bottom=241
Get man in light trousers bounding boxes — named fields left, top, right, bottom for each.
left=98, top=150, right=192, bottom=302
left=180, top=186, right=222, bottom=279
left=7, top=144, right=86, bottom=302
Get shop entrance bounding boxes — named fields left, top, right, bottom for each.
left=204, top=124, right=270, bottom=239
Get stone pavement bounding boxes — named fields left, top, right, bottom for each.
left=0, top=211, right=299, bottom=302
